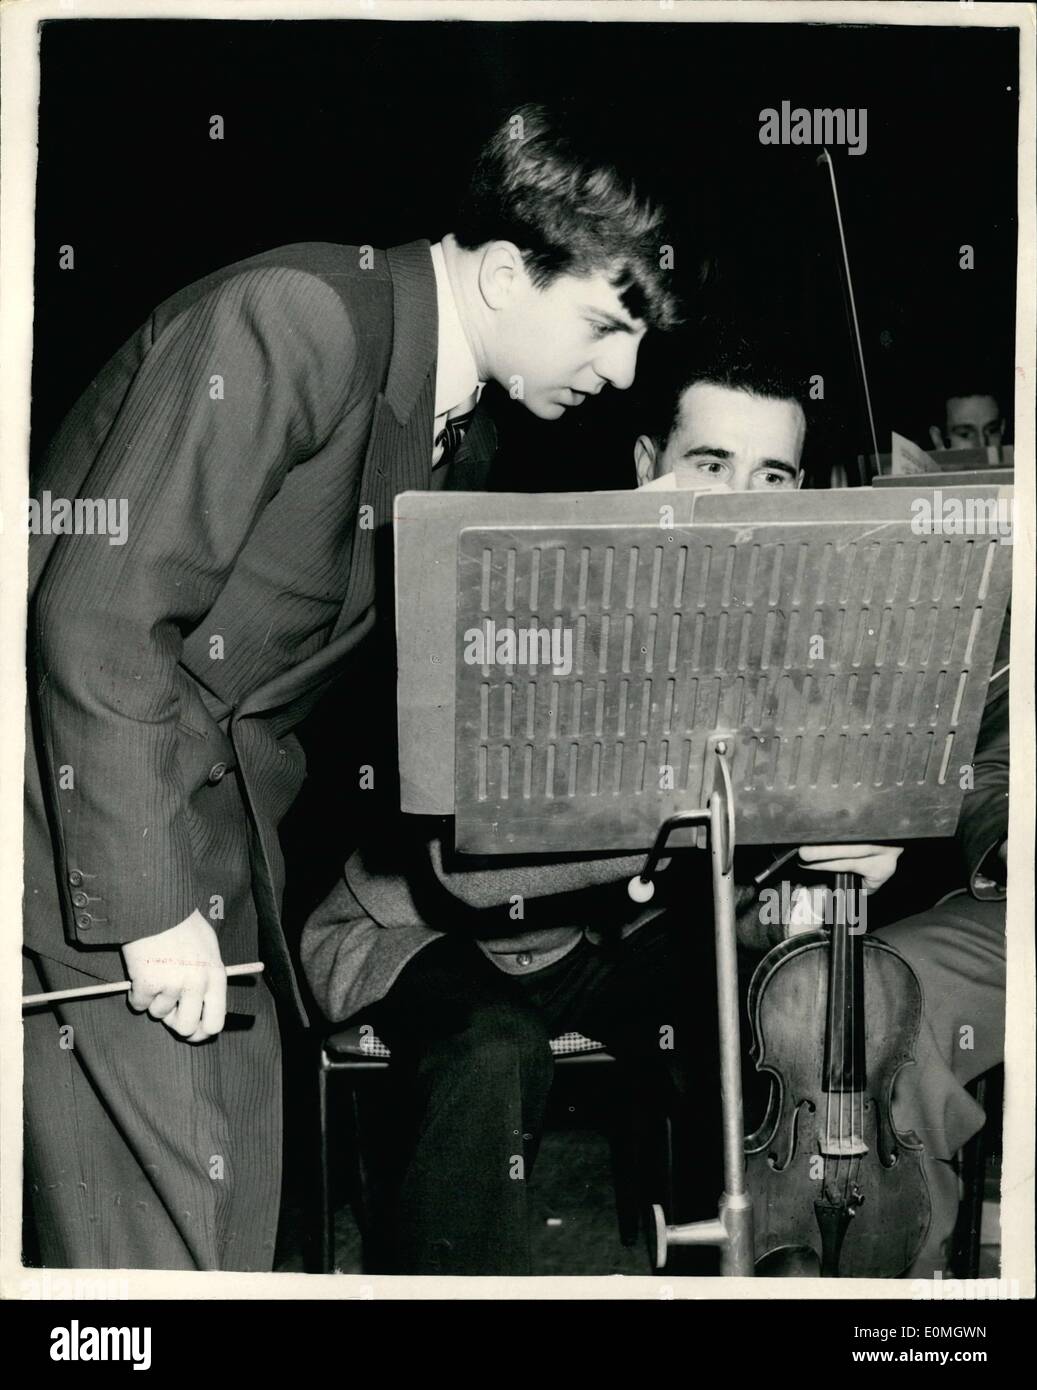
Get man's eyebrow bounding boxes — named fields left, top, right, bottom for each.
left=681, top=445, right=733, bottom=459
left=758, top=459, right=798, bottom=475
left=580, top=306, right=640, bottom=334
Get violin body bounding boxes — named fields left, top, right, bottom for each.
left=746, top=926, right=931, bottom=1278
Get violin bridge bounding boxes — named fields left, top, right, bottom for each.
left=818, top=1090, right=870, bottom=1156
left=819, top=1135, right=868, bottom=1158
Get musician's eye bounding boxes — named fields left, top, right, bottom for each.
left=757, top=470, right=795, bottom=489
left=697, top=459, right=727, bottom=477
left=587, top=321, right=612, bottom=340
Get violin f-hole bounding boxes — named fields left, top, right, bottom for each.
left=768, top=1097, right=814, bottom=1173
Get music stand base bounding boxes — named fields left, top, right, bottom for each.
left=652, top=1192, right=755, bottom=1276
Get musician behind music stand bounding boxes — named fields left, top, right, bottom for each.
left=440, top=482, right=1009, bottom=1280
left=300, top=356, right=969, bottom=1278
left=928, top=384, right=1008, bottom=455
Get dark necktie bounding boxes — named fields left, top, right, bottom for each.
left=433, top=405, right=476, bottom=471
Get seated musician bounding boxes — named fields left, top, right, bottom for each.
left=913, top=373, right=1009, bottom=1268
left=633, top=340, right=1010, bottom=1277
left=300, top=326, right=910, bottom=1277
left=928, top=383, right=1007, bottom=452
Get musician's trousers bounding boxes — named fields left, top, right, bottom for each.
left=874, top=894, right=1007, bottom=1279
left=364, top=917, right=717, bottom=1276
left=23, top=950, right=282, bottom=1272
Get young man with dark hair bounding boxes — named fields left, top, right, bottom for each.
left=24, top=101, right=678, bottom=1272
left=455, top=103, right=678, bottom=355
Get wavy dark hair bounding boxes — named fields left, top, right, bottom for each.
left=635, top=319, right=814, bottom=447
left=454, top=102, right=682, bottom=332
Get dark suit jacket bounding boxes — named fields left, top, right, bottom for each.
left=956, top=615, right=1010, bottom=899
left=24, top=239, right=495, bottom=1025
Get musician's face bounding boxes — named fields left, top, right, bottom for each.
left=479, top=244, right=647, bottom=419
left=634, top=382, right=806, bottom=492
left=940, top=395, right=1004, bottom=451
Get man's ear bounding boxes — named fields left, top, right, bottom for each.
left=928, top=425, right=947, bottom=450
left=477, top=241, right=528, bottom=312
left=633, top=435, right=657, bottom=487
left=795, top=468, right=805, bottom=490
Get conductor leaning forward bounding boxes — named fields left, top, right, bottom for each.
left=23, top=102, right=681, bottom=1271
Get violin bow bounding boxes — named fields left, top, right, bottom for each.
left=817, top=147, right=882, bottom=485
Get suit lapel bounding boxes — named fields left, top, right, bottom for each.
left=236, top=241, right=439, bottom=720
left=381, top=240, right=439, bottom=425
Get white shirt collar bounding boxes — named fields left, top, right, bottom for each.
left=430, top=241, right=481, bottom=419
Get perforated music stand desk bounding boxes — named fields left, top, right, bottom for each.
left=395, top=484, right=1013, bottom=1275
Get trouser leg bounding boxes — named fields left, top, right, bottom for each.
left=516, top=915, right=717, bottom=1227
left=23, top=950, right=282, bottom=1272
left=366, top=936, right=555, bottom=1275
left=874, top=896, right=1006, bottom=1278
left=365, top=916, right=710, bottom=1275
left=560, top=919, right=719, bottom=1226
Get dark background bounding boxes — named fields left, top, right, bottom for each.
left=33, top=16, right=1019, bottom=489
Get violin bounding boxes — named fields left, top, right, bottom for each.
left=745, top=871, right=931, bottom=1276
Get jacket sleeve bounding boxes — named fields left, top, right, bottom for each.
left=425, top=834, right=650, bottom=910
left=957, top=684, right=1009, bottom=900
left=31, top=267, right=358, bottom=947
left=341, top=816, right=683, bottom=941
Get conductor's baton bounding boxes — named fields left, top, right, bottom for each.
left=21, top=962, right=264, bottom=1008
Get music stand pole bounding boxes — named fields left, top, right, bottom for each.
left=650, top=744, right=754, bottom=1276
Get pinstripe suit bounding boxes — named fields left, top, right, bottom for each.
left=23, top=239, right=495, bottom=1269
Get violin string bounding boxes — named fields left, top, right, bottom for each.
left=822, top=897, right=831, bottom=1203
left=841, top=878, right=852, bottom=1208
left=850, top=878, right=861, bottom=1217
left=845, top=878, right=850, bottom=1206
left=830, top=878, right=842, bottom=1209
left=831, top=875, right=851, bottom=1213
left=850, top=884, right=861, bottom=1212
left=833, top=888, right=841, bottom=1209
left=839, top=878, right=856, bottom=1217
left=847, top=874, right=865, bottom=1213
left=827, top=887, right=837, bottom=1204
left=833, top=885, right=841, bottom=1205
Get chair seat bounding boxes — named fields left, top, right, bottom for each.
left=323, top=1024, right=607, bottom=1062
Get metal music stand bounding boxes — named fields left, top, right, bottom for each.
left=395, top=486, right=1013, bottom=1275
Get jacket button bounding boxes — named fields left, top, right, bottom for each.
left=71, top=891, right=89, bottom=908
left=68, top=870, right=84, bottom=887
left=207, top=762, right=227, bottom=783
left=516, top=952, right=534, bottom=968
left=76, top=913, right=93, bottom=930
